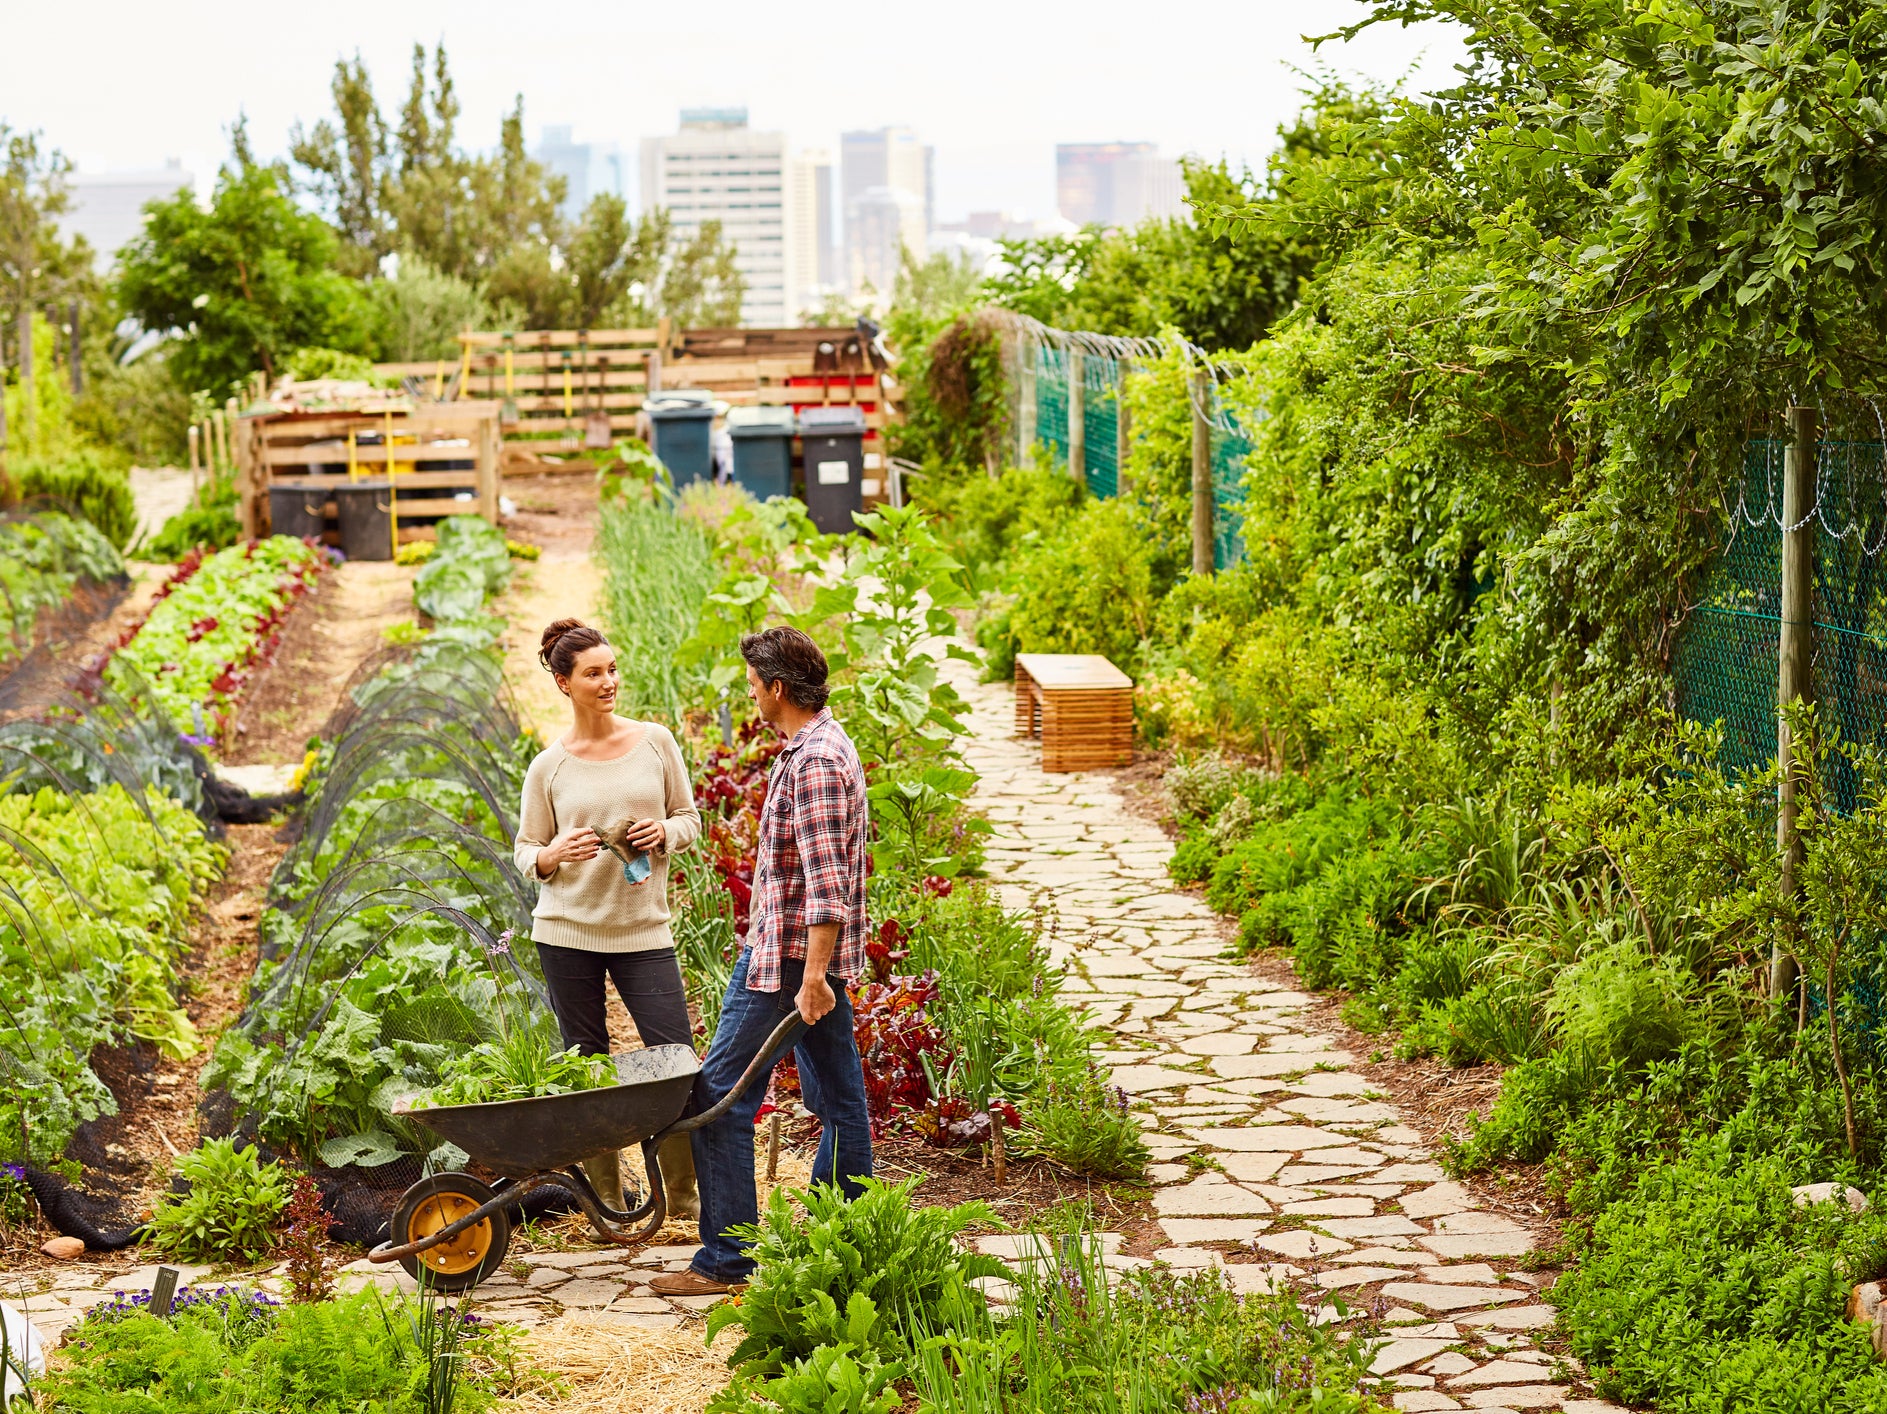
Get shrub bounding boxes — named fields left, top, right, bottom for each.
left=1553, top=1141, right=1887, bottom=1410
left=1549, top=942, right=1700, bottom=1072
left=917, top=461, right=1086, bottom=583
left=704, top=1177, right=1006, bottom=1375
left=11, top=452, right=138, bottom=550
left=1019, top=1062, right=1150, bottom=1180
left=999, top=496, right=1165, bottom=674
left=147, top=477, right=241, bottom=560
left=148, top=1139, right=292, bottom=1263
left=40, top=1284, right=515, bottom=1412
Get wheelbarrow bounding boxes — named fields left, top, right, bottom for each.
left=368, top=1012, right=806, bottom=1291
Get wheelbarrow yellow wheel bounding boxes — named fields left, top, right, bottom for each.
left=390, top=1172, right=511, bottom=1293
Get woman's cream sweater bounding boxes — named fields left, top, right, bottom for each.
left=512, top=725, right=702, bottom=952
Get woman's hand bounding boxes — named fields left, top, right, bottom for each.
left=537, top=825, right=600, bottom=878
left=623, top=818, right=667, bottom=852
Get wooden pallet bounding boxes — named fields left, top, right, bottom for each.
left=373, top=325, right=894, bottom=478
left=1014, top=653, right=1135, bottom=773
left=234, top=402, right=501, bottom=540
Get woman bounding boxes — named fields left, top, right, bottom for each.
left=514, top=618, right=703, bottom=1219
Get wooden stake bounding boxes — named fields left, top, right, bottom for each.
left=1190, top=367, right=1214, bottom=576
left=1018, top=342, right=1038, bottom=467
left=17, top=305, right=33, bottom=443
left=1067, top=348, right=1086, bottom=484
left=1773, top=404, right=1819, bottom=1006
left=765, top=1111, right=782, bottom=1181
left=990, top=1107, right=1007, bottom=1185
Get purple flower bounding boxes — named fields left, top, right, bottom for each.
left=487, top=929, right=514, bottom=956
left=0, top=1162, right=25, bottom=1183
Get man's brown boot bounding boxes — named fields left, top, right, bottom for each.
left=649, top=1268, right=743, bottom=1297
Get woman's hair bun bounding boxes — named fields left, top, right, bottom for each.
left=539, top=618, right=607, bottom=676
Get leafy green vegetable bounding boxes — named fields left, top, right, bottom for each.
left=148, top=1139, right=292, bottom=1263
left=706, top=1177, right=1006, bottom=1376
left=422, top=1033, right=617, bottom=1108
left=105, top=535, right=324, bottom=742
left=0, top=783, right=223, bottom=1162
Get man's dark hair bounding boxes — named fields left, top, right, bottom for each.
left=740, top=626, right=830, bottom=711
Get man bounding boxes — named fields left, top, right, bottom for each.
left=650, top=625, right=873, bottom=1296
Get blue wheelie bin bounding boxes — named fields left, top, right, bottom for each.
left=726, top=406, right=797, bottom=501
left=646, top=390, right=716, bottom=488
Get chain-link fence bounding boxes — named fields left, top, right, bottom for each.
left=994, top=313, right=1253, bottom=566
left=1674, top=423, right=1887, bottom=810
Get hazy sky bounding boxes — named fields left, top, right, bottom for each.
left=2, top=0, right=1468, bottom=222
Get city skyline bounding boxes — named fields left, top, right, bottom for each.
left=7, top=1, right=1469, bottom=232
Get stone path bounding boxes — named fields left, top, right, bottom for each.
left=951, top=669, right=1619, bottom=1414
left=9, top=664, right=1622, bottom=1413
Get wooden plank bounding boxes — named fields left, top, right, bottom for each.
left=268, top=471, right=483, bottom=490
left=263, top=443, right=477, bottom=468
left=1016, top=653, right=1134, bottom=690
left=458, top=328, right=659, bottom=349
left=454, top=348, right=653, bottom=376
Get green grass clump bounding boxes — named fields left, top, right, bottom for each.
left=594, top=491, right=716, bottom=723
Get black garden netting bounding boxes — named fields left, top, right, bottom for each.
left=200, top=629, right=564, bottom=1233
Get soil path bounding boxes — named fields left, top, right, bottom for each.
left=951, top=664, right=1618, bottom=1414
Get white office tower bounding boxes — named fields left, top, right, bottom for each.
left=840, top=127, right=930, bottom=297
left=64, top=162, right=194, bottom=267
left=535, top=125, right=627, bottom=224
left=788, top=148, right=835, bottom=320
left=641, top=108, right=800, bottom=326
left=1056, top=143, right=1187, bottom=228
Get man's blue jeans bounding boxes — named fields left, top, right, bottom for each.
left=687, top=948, right=874, bottom=1283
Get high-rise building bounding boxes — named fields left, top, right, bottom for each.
left=536, top=125, right=626, bottom=223
left=846, top=186, right=926, bottom=299
left=641, top=108, right=799, bottom=326
left=63, top=162, right=193, bottom=266
left=1056, top=143, right=1186, bottom=228
left=840, top=127, right=930, bottom=295
left=787, top=147, right=835, bottom=320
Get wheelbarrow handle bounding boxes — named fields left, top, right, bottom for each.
left=658, top=1011, right=808, bottom=1140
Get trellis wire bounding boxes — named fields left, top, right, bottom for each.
left=1677, top=400, right=1887, bottom=814
left=987, top=310, right=1254, bottom=564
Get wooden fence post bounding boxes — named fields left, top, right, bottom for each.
left=1017, top=341, right=1037, bottom=467
left=1190, top=368, right=1214, bottom=576
left=1773, top=403, right=1819, bottom=1005
left=1117, top=367, right=1132, bottom=496
left=17, top=306, right=33, bottom=443
left=1067, top=348, right=1085, bottom=484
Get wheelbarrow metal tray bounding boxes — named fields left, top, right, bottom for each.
left=402, top=1045, right=699, bottom=1178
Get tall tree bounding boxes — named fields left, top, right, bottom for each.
left=0, top=126, right=93, bottom=459
left=118, top=163, right=368, bottom=393
left=288, top=54, right=390, bottom=276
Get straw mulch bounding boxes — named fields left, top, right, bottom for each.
left=499, top=1316, right=742, bottom=1414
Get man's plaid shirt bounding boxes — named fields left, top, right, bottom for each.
left=744, top=708, right=869, bottom=993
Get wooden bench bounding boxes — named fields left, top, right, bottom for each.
left=1014, top=653, right=1134, bottom=772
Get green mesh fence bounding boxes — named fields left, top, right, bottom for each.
left=1035, top=346, right=1069, bottom=468
left=1674, top=436, right=1887, bottom=812
left=1082, top=353, right=1122, bottom=499
left=1211, top=392, right=1251, bottom=571
left=1031, top=345, right=1123, bottom=499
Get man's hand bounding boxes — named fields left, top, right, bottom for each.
left=795, top=972, right=837, bottom=1026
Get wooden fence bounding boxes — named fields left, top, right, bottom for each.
left=373, top=324, right=894, bottom=477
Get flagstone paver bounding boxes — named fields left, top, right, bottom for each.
left=945, top=664, right=1588, bottom=1410
left=8, top=664, right=1581, bottom=1407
